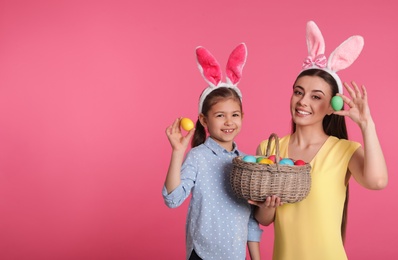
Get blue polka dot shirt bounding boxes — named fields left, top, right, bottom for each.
left=163, top=137, right=263, bottom=259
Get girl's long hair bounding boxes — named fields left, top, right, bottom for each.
left=191, top=87, right=242, bottom=148
left=292, top=69, right=349, bottom=244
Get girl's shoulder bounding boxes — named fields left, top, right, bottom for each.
left=187, top=141, right=214, bottom=158
left=188, top=143, right=206, bottom=154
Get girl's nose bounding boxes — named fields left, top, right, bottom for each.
left=224, top=117, right=233, bottom=125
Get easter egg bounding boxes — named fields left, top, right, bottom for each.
left=268, top=155, right=282, bottom=163
left=256, top=157, right=265, bottom=163
left=242, top=155, right=257, bottom=163
left=294, top=159, right=306, bottom=166
left=331, top=96, right=344, bottom=111
left=259, top=158, right=274, bottom=164
left=180, top=117, right=194, bottom=131
left=279, top=158, right=294, bottom=166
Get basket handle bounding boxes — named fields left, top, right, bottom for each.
left=265, top=133, right=280, bottom=163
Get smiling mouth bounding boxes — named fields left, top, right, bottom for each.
left=222, top=129, right=234, bottom=133
left=296, top=109, right=311, bottom=115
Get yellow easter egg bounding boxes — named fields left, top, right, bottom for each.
left=259, top=158, right=274, bottom=164
left=180, top=117, right=194, bottom=131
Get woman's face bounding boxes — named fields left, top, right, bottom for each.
left=290, top=75, right=334, bottom=127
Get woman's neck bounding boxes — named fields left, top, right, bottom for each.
left=291, top=126, right=329, bottom=147
left=289, top=127, right=330, bottom=163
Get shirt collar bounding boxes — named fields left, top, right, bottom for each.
left=204, top=137, right=241, bottom=156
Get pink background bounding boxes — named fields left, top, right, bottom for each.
left=0, top=0, right=397, bottom=259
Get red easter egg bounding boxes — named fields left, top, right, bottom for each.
left=268, top=155, right=282, bottom=163
left=294, top=159, right=306, bottom=166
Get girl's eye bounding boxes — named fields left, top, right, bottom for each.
left=216, top=114, right=224, bottom=117
left=233, top=113, right=241, bottom=117
left=294, top=90, right=303, bottom=95
left=312, top=95, right=321, bottom=100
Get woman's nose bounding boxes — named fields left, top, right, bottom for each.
left=298, top=95, right=309, bottom=106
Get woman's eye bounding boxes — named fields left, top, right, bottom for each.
left=312, top=96, right=321, bottom=100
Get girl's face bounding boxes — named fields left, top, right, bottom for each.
left=199, top=98, right=242, bottom=151
left=290, top=75, right=334, bottom=127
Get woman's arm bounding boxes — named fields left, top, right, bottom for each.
left=348, top=120, right=388, bottom=189
left=250, top=144, right=283, bottom=226
left=249, top=195, right=282, bottom=226
left=336, top=82, right=388, bottom=190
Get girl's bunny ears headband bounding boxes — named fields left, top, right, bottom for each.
left=301, top=21, right=364, bottom=94
left=196, top=43, right=247, bottom=113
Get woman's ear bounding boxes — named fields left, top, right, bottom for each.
left=199, top=113, right=207, bottom=128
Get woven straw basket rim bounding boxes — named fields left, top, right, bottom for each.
left=230, top=133, right=312, bottom=203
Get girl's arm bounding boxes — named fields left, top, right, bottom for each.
left=164, top=118, right=195, bottom=193
left=336, top=82, right=388, bottom=190
left=247, top=241, right=260, bottom=260
left=246, top=206, right=263, bottom=259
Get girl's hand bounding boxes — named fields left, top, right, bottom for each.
left=248, top=195, right=284, bottom=208
left=165, top=118, right=195, bottom=152
left=334, top=81, right=372, bottom=129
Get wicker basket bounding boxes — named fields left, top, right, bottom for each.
left=230, top=133, right=312, bottom=203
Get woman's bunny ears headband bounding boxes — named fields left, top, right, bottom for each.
left=196, top=43, right=247, bottom=113
left=301, top=21, right=364, bottom=94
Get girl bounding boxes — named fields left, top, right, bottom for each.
left=250, top=21, right=388, bottom=260
left=162, top=43, right=262, bottom=260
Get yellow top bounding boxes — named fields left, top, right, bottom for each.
left=258, top=135, right=361, bottom=260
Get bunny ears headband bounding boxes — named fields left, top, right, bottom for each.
left=196, top=43, right=247, bottom=113
left=301, top=21, right=364, bottom=93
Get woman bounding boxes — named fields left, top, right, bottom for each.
left=249, top=21, right=388, bottom=260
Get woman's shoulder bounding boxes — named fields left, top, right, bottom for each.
left=257, top=134, right=290, bottom=154
left=329, top=136, right=361, bottom=146
left=259, top=134, right=290, bottom=144
left=327, top=136, right=362, bottom=152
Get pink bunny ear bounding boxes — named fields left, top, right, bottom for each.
left=303, top=21, right=327, bottom=69
left=299, top=21, right=365, bottom=94
left=327, top=36, right=364, bottom=72
left=196, top=47, right=222, bottom=87
left=196, top=43, right=246, bottom=113
left=226, top=43, right=247, bottom=85
left=306, top=21, right=325, bottom=58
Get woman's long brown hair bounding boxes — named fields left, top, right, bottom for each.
left=291, top=69, right=349, bottom=244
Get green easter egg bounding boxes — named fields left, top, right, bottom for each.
left=256, top=157, right=264, bottom=163
left=331, top=96, right=344, bottom=111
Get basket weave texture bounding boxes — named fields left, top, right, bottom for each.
left=230, top=133, right=312, bottom=203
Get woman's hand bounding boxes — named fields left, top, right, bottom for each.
left=248, top=195, right=283, bottom=226
left=248, top=195, right=284, bottom=208
left=334, top=81, right=373, bottom=130
left=335, top=81, right=388, bottom=190
left=165, top=118, right=195, bottom=152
